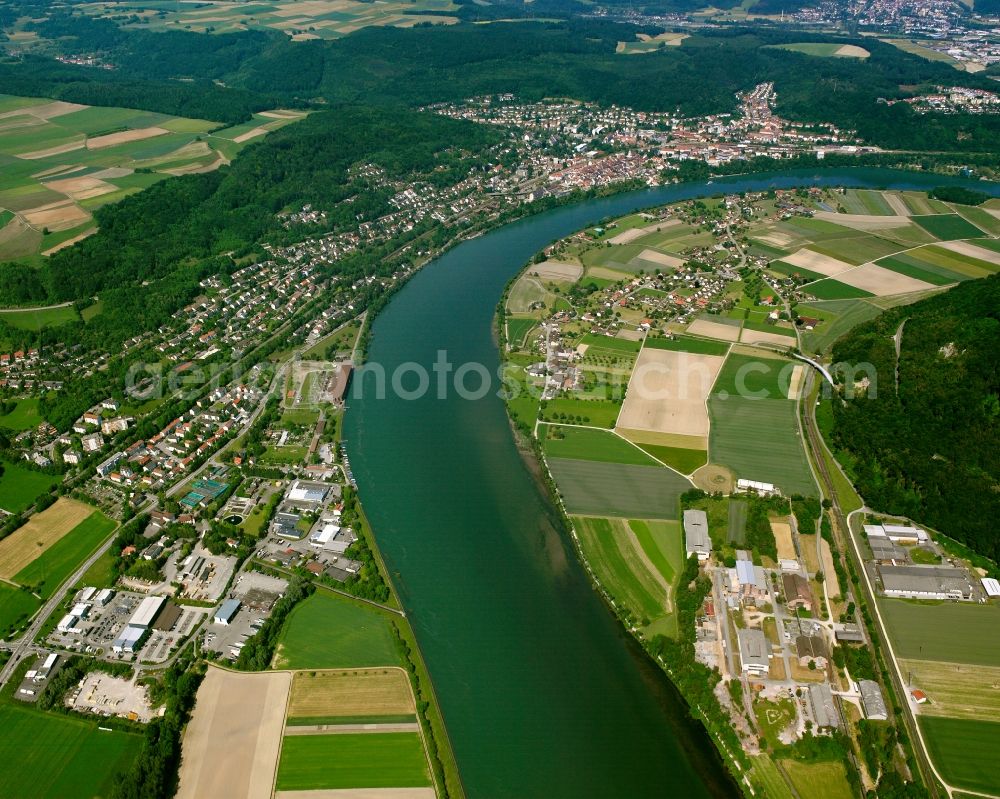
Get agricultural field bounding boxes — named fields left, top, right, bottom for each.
left=271, top=590, right=400, bottom=669
left=0, top=94, right=302, bottom=261
left=0, top=459, right=59, bottom=513
left=275, top=732, right=431, bottom=791
left=540, top=425, right=656, bottom=466
left=910, top=214, right=985, bottom=240
left=286, top=668, right=416, bottom=725
left=0, top=581, right=41, bottom=637
left=919, top=716, right=1000, bottom=795
left=711, top=351, right=801, bottom=401
left=0, top=498, right=107, bottom=581
left=797, top=298, right=896, bottom=354
left=903, top=659, right=1000, bottom=720
left=11, top=510, right=117, bottom=598
left=616, top=32, right=688, bottom=54
left=177, top=668, right=291, bottom=799
left=572, top=516, right=676, bottom=632
left=0, top=702, right=142, bottom=799
left=779, top=759, right=855, bottom=799
left=538, top=397, right=623, bottom=428
left=770, top=42, right=869, bottom=58
left=80, top=0, right=459, bottom=39
left=547, top=458, right=689, bottom=519
left=878, top=599, right=1000, bottom=667
left=644, top=335, right=731, bottom=356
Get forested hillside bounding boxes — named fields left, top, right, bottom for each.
left=5, top=11, right=1000, bottom=151
left=830, top=274, right=1000, bottom=560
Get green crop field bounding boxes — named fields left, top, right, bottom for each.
left=878, top=598, right=1000, bottom=666
left=272, top=590, right=400, bottom=669
left=539, top=397, right=622, bottom=428
left=808, top=235, right=902, bottom=265
left=0, top=398, right=43, bottom=431
left=276, top=732, right=431, bottom=791
left=540, top=425, right=655, bottom=466
left=712, top=352, right=797, bottom=401
left=0, top=582, right=40, bottom=636
left=803, top=278, right=875, bottom=300
left=908, top=245, right=1000, bottom=278
left=580, top=333, right=642, bottom=354
left=506, top=316, right=537, bottom=347
left=547, top=458, right=688, bottom=519
left=920, top=717, right=1000, bottom=795
left=708, top=396, right=817, bottom=497
left=911, top=214, right=985, bottom=240
left=573, top=516, right=669, bottom=627
left=748, top=755, right=795, bottom=799
left=644, top=335, right=730, bottom=356
left=14, top=511, right=116, bottom=598
left=875, top=255, right=967, bottom=285
left=78, top=549, right=115, bottom=589
left=768, top=260, right=826, bottom=282
left=952, top=205, right=1000, bottom=236
left=727, top=499, right=748, bottom=544
left=0, top=703, right=141, bottom=799
left=0, top=459, right=59, bottom=514
left=628, top=519, right=684, bottom=590
left=633, top=443, right=707, bottom=474
left=780, top=759, right=854, bottom=799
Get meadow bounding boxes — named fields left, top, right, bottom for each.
left=708, top=396, right=817, bottom=497
left=779, top=759, right=855, bottom=799
left=711, top=352, right=797, bottom=401
left=632, top=443, right=707, bottom=474
left=910, top=214, right=985, bottom=240
left=547, top=458, right=688, bottom=519
left=540, top=425, right=655, bottom=466
left=0, top=582, right=41, bottom=637
left=920, top=716, right=1000, bottom=795
left=0, top=306, right=80, bottom=332
left=0, top=703, right=141, bottom=799
left=0, top=398, right=43, bottom=430
left=12, top=510, right=117, bottom=598
left=901, top=659, right=1000, bottom=721
left=539, top=397, right=622, bottom=428
left=0, top=459, right=59, bottom=513
left=797, top=298, right=886, bottom=354
left=644, top=335, right=730, bottom=356
left=276, top=732, right=431, bottom=791
left=573, top=516, right=670, bottom=629
left=506, top=316, right=537, bottom=348
left=272, top=590, right=400, bottom=669
left=878, top=599, right=1000, bottom=666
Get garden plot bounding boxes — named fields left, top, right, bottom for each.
left=616, top=348, right=726, bottom=445
left=834, top=263, right=936, bottom=296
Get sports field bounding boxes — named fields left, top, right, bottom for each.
left=0, top=702, right=141, bottom=799
left=12, top=510, right=116, bottom=598
left=0, top=459, right=59, bottom=513
left=0, top=94, right=302, bottom=260
left=547, top=458, right=689, bottom=519
left=178, top=668, right=291, bottom=799
left=540, top=425, right=655, bottom=466
left=272, top=590, right=400, bottom=669
left=919, top=716, right=1000, bottom=795
left=573, top=516, right=672, bottom=629
left=0, top=498, right=104, bottom=577
left=878, top=599, right=1000, bottom=666
left=286, top=668, right=415, bottom=722
left=708, top=396, right=817, bottom=497
left=276, top=731, right=431, bottom=791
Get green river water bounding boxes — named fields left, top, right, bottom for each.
left=343, top=169, right=998, bottom=798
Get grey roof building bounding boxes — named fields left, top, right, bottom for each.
left=683, top=509, right=712, bottom=561
left=809, top=683, right=840, bottom=729
left=737, top=628, right=770, bottom=676
left=859, top=679, right=888, bottom=720
left=214, top=598, right=241, bottom=626
left=879, top=564, right=974, bottom=600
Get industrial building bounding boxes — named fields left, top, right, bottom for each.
left=112, top=595, right=166, bottom=654
left=737, top=628, right=770, bottom=676
left=287, top=480, right=330, bottom=505
left=736, top=478, right=779, bottom=497
left=983, top=577, right=1000, bottom=598
left=214, top=599, right=241, bottom=626
left=859, top=679, right=888, bottom=720
left=878, top=564, right=974, bottom=600
left=808, top=683, right=840, bottom=729
left=683, top=509, right=712, bottom=561
left=864, top=524, right=929, bottom=544
left=795, top=633, right=829, bottom=668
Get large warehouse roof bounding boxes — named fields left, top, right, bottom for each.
left=130, top=595, right=167, bottom=629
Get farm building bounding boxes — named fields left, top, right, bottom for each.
left=878, top=564, right=974, bottom=600
left=781, top=573, right=813, bottom=612
left=834, top=624, right=865, bottom=643
left=683, top=509, right=712, bottom=561
left=808, top=683, right=840, bottom=729
left=737, top=628, right=770, bottom=676
left=736, top=478, right=779, bottom=497
left=214, top=599, right=241, bottom=626
left=859, top=680, right=888, bottom=720
left=329, top=362, right=353, bottom=405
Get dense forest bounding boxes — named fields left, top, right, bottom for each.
left=829, top=274, right=1000, bottom=561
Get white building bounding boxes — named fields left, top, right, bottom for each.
left=683, top=509, right=712, bottom=561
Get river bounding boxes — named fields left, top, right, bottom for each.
left=343, top=168, right=999, bottom=798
